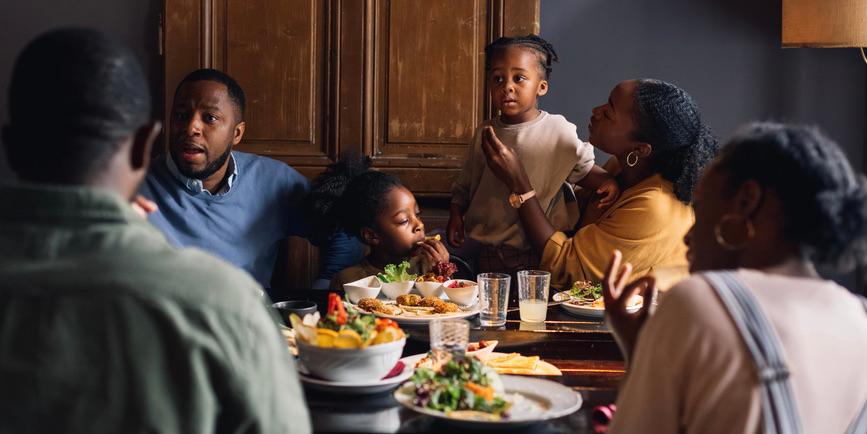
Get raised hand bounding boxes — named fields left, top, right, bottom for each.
left=602, top=249, right=656, bottom=365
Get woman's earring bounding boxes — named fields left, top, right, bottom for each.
left=626, top=151, right=639, bottom=167
left=714, top=214, right=755, bottom=250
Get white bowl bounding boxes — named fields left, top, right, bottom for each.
left=296, top=337, right=406, bottom=382
left=380, top=281, right=414, bottom=299
left=343, top=276, right=382, bottom=304
left=443, top=279, right=478, bottom=305
left=414, top=280, right=444, bottom=298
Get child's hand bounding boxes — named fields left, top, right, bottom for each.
left=415, top=238, right=450, bottom=266
left=447, top=212, right=465, bottom=247
left=596, top=179, right=620, bottom=209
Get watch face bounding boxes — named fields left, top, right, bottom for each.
left=508, top=193, right=520, bottom=208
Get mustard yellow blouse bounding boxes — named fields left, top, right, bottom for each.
left=540, top=174, right=693, bottom=289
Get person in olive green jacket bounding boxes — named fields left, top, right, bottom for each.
left=0, top=28, right=311, bottom=434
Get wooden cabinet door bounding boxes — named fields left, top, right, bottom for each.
left=162, top=0, right=539, bottom=289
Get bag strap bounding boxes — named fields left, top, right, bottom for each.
left=704, top=271, right=804, bottom=434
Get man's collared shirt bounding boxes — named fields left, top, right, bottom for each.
left=165, top=151, right=238, bottom=195
left=0, top=183, right=311, bottom=433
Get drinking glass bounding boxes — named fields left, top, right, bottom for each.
left=478, top=273, right=511, bottom=327
left=517, top=270, right=550, bottom=323
left=429, top=318, right=470, bottom=360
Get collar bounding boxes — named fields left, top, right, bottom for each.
left=166, top=152, right=238, bottom=196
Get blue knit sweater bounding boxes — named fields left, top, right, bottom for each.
left=140, top=152, right=360, bottom=289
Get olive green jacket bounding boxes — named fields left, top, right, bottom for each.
left=0, top=183, right=310, bottom=434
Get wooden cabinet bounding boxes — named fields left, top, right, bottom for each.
left=162, top=0, right=540, bottom=290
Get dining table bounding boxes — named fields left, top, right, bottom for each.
left=284, top=289, right=626, bottom=434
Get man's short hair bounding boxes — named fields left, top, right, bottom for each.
left=4, top=28, right=151, bottom=183
left=174, top=68, right=246, bottom=121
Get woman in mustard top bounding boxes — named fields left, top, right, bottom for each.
left=481, top=79, right=718, bottom=289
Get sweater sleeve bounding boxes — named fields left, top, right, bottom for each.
left=451, top=126, right=486, bottom=210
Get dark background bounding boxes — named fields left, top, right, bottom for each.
left=2, top=0, right=863, bottom=290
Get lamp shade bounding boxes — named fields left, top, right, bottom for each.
left=782, top=0, right=867, bottom=47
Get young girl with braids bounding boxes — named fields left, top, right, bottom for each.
left=447, top=34, right=619, bottom=276
left=306, top=157, right=450, bottom=290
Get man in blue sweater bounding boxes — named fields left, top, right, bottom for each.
left=140, top=69, right=361, bottom=294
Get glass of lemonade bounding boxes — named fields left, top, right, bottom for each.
left=517, top=270, right=550, bottom=323
left=478, top=273, right=511, bottom=327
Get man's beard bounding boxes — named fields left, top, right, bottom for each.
left=176, top=145, right=232, bottom=180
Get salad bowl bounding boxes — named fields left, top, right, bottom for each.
left=297, top=337, right=405, bottom=382
left=377, top=261, right=417, bottom=299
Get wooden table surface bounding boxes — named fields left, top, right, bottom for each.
left=285, top=290, right=624, bottom=433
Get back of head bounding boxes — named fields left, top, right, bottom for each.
left=4, top=28, right=151, bottom=184
left=306, top=155, right=403, bottom=239
left=715, top=122, right=867, bottom=271
left=633, top=79, right=719, bottom=203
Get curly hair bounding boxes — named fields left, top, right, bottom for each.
left=714, top=122, right=867, bottom=271
left=632, top=79, right=719, bottom=204
left=484, top=34, right=559, bottom=79
left=305, top=155, right=404, bottom=240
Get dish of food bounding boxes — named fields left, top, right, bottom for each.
left=414, top=341, right=561, bottom=376
left=415, top=261, right=457, bottom=284
left=394, top=353, right=581, bottom=428
left=354, top=296, right=479, bottom=324
left=377, top=261, right=417, bottom=284
left=297, top=353, right=426, bottom=394
left=553, top=281, right=642, bottom=318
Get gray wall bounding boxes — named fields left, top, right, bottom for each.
left=539, top=0, right=866, bottom=290
left=0, top=0, right=160, bottom=182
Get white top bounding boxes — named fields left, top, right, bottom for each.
left=610, top=268, right=867, bottom=434
left=451, top=111, right=595, bottom=249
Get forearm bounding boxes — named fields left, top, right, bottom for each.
left=512, top=177, right=555, bottom=254
left=576, top=165, right=612, bottom=190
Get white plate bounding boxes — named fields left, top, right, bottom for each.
left=353, top=301, right=480, bottom=325
left=298, top=354, right=425, bottom=394
left=553, top=290, right=641, bottom=318
left=394, top=375, right=582, bottom=429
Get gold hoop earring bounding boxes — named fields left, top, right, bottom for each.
left=626, top=151, right=639, bottom=167
left=714, top=214, right=755, bottom=250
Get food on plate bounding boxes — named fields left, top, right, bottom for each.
left=416, top=261, right=458, bottom=283
left=446, top=280, right=472, bottom=289
left=567, top=280, right=643, bottom=309
left=485, top=353, right=562, bottom=376
left=377, top=261, right=417, bottom=283
left=396, top=293, right=422, bottom=306
left=414, top=296, right=460, bottom=314
left=291, top=293, right=405, bottom=349
left=418, top=296, right=442, bottom=308
left=405, top=353, right=512, bottom=418
left=569, top=281, right=604, bottom=307
left=357, top=297, right=402, bottom=315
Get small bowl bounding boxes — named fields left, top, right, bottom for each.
left=380, top=281, right=414, bottom=299
left=414, top=280, right=444, bottom=298
left=296, top=337, right=406, bottom=382
left=273, top=300, right=318, bottom=326
left=343, top=275, right=382, bottom=304
left=443, top=279, right=478, bottom=306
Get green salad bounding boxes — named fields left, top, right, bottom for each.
left=569, top=281, right=603, bottom=303
left=409, top=354, right=511, bottom=417
left=377, top=261, right=417, bottom=283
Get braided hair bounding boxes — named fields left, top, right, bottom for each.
left=305, top=155, right=404, bottom=240
left=632, top=79, right=719, bottom=204
left=484, top=34, right=559, bottom=79
left=715, top=122, right=867, bottom=270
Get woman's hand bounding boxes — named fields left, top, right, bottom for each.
left=596, top=178, right=621, bottom=209
left=480, top=126, right=533, bottom=193
left=415, top=238, right=450, bottom=266
left=602, top=249, right=656, bottom=365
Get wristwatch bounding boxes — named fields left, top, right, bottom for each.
left=508, top=190, right=536, bottom=208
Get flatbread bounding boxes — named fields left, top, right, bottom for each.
left=485, top=352, right=562, bottom=376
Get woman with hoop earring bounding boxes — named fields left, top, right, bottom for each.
left=602, top=122, right=867, bottom=433
left=482, top=79, right=718, bottom=289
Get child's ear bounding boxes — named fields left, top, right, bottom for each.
left=537, top=80, right=549, bottom=97
left=361, top=226, right=380, bottom=246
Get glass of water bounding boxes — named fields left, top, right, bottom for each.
left=517, top=270, right=550, bottom=323
left=478, top=273, right=511, bottom=327
left=429, top=318, right=470, bottom=360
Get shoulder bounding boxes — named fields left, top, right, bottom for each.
left=615, top=176, right=689, bottom=218
left=236, top=152, right=306, bottom=180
